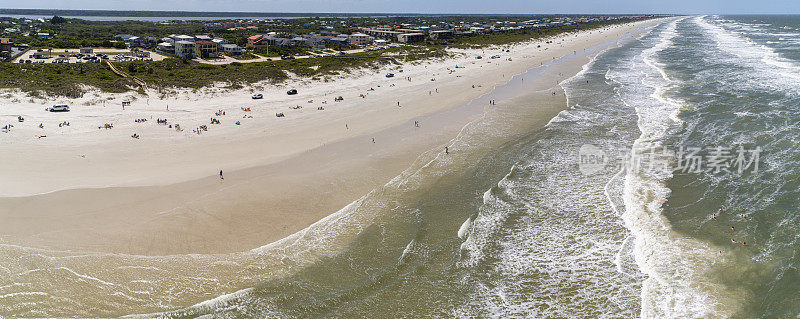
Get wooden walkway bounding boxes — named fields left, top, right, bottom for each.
left=105, top=60, right=148, bottom=90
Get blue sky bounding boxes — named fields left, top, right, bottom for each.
left=3, top=0, right=799, bottom=14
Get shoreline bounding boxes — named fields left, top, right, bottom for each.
left=0, top=19, right=664, bottom=255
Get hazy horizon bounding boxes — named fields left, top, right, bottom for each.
left=1, top=0, right=798, bottom=15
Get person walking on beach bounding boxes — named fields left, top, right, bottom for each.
left=445, top=146, right=449, bottom=154
left=219, top=170, right=224, bottom=180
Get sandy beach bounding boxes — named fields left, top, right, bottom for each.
left=0, top=19, right=661, bottom=255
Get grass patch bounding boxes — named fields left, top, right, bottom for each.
left=0, top=62, right=134, bottom=97
left=230, top=53, right=260, bottom=60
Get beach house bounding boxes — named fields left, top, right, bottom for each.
left=327, top=35, right=350, bottom=45
left=212, top=38, right=228, bottom=46
left=305, top=34, right=330, bottom=49
left=194, top=34, right=213, bottom=42
left=247, top=34, right=268, bottom=48
left=157, top=42, right=174, bottom=54
left=347, top=33, right=374, bottom=46
left=398, top=33, right=425, bottom=43
left=360, top=27, right=402, bottom=42
left=174, top=40, right=195, bottom=59
left=170, top=34, right=195, bottom=43
left=429, top=30, right=454, bottom=40
left=194, top=40, right=219, bottom=59
left=0, top=38, right=12, bottom=54
left=220, top=43, right=244, bottom=55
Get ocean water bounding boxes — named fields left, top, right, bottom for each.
left=2, top=15, right=799, bottom=318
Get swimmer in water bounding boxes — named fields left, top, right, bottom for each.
left=742, top=242, right=749, bottom=246
left=731, top=226, right=735, bottom=232
left=731, top=239, right=737, bottom=244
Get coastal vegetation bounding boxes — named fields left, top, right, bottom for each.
left=0, top=16, right=646, bottom=96
left=0, top=61, right=134, bottom=97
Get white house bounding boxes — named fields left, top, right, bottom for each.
left=174, top=40, right=195, bottom=58
left=220, top=43, right=244, bottom=55
left=171, top=34, right=194, bottom=43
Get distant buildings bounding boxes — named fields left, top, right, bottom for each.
left=347, top=33, right=374, bottom=46
left=398, top=33, right=425, bottom=43
left=0, top=38, right=12, bottom=54
left=429, top=30, right=454, bottom=40
left=327, top=36, right=349, bottom=45
left=152, top=34, right=243, bottom=58
left=360, top=28, right=402, bottom=42
left=0, top=14, right=653, bottom=63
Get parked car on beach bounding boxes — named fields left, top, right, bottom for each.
left=46, top=105, right=70, bottom=112
left=252, top=94, right=263, bottom=99
left=287, top=89, right=298, bottom=95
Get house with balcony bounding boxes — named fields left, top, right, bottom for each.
left=247, top=34, right=268, bottom=48
left=360, top=27, right=402, bottom=42
left=348, top=33, right=374, bottom=46
left=0, top=38, right=12, bottom=54
left=398, top=33, right=425, bottom=43
left=429, top=30, right=454, bottom=40
left=157, top=42, right=174, bottom=54
left=174, top=40, right=195, bottom=59
left=194, top=40, right=219, bottom=59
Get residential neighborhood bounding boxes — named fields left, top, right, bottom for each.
left=0, top=14, right=658, bottom=63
